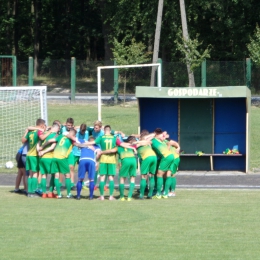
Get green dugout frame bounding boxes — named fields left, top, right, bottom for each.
left=136, top=86, right=251, bottom=172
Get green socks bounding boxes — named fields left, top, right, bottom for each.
left=28, top=177, right=33, bottom=193
left=140, top=178, right=147, bottom=198
left=99, top=181, right=105, bottom=195
left=128, top=182, right=135, bottom=198
left=170, top=177, right=176, bottom=192
left=65, top=178, right=71, bottom=195
left=148, top=176, right=155, bottom=197
left=49, top=175, right=54, bottom=192
left=109, top=180, right=114, bottom=196
left=54, top=178, right=61, bottom=195
left=119, top=184, right=125, bottom=198
left=32, top=177, right=38, bottom=192
left=157, top=177, right=163, bottom=195
left=41, top=178, right=47, bottom=193
left=164, top=177, right=172, bottom=196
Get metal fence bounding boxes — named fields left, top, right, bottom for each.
left=15, top=58, right=260, bottom=93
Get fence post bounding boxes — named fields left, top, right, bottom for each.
left=114, top=60, right=118, bottom=104
left=28, top=57, right=34, bottom=86
left=71, top=57, right=76, bottom=102
left=157, top=58, right=163, bottom=86
left=12, top=56, right=17, bottom=86
left=201, top=59, right=206, bottom=87
left=246, top=58, right=251, bottom=89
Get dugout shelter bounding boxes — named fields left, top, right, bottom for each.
left=136, top=86, right=251, bottom=172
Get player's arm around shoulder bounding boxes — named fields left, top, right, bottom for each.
left=21, top=128, right=29, bottom=143
left=100, top=146, right=118, bottom=155
left=168, top=139, right=180, bottom=153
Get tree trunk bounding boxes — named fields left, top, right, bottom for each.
left=179, top=0, right=195, bottom=87
left=102, top=19, right=114, bottom=92
left=150, top=0, right=164, bottom=87
left=12, top=0, right=18, bottom=56
left=33, top=0, right=40, bottom=77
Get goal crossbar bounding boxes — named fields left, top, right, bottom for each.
left=97, top=63, right=161, bottom=121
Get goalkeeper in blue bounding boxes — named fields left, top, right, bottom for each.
left=74, top=137, right=101, bottom=200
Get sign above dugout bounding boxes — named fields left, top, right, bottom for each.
left=136, top=86, right=251, bottom=99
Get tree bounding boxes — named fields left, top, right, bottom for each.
left=150, top=0, right=164, bottom=87
left=112, top=37, right=151, bottom=104
left=175, top=31, right=211, bottom=72
left=247, top=25, right=260, bottom=67
left=179, top=0, right=195, bottom=87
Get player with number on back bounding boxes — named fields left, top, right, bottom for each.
left=80, top=125, right=126, bottom=200
left=37, top=123, right=60, bottom=198
left=39, top=128, right=76, bottom=199
left=21, top=118, right=49, bottom=198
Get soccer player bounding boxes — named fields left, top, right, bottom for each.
left=61, top=117, right=76, bottom=188
left=79, top=125, right=119, bottom=200
left=21, top=118, right=47, bottom=197
left=14, top=145, right=27, bottom=194
left=37, top=123, right=60, bottom=198
left=135, top=133, right=157, bottom=199
left=26, top=122, right=57, bottom=194
left=151, top=128, right=176, bottom=199
left=74, top=136, right=100, bottom=200
left=70, top=124, right=89, bottom=189
left=117, top=136, right=138, bottom=201
left=87, top=120, right=125, bottom=191
left=163, top=132, right=180, bottom=197
left=40, top=128, right=76, bottom=198
left=87, top=120, right=104, bottom=139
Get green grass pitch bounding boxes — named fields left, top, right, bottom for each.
left=1, top=188, right=260, bottom=259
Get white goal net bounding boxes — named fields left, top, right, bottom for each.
left=0, top=86, right=48, bottom=168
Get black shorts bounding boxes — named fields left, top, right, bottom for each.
left=16, top=153, right=25, bottom=168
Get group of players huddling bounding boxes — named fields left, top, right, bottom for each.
left=15, top=117, right=180, bottom=201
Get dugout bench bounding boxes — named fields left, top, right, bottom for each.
left=135, top=86, right=251, bottom=173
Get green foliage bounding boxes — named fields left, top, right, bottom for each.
left=175, top=31, right=211, bottom=71
left=247, top=25, right=260, bottom=67
left=112, top=37, right=151, bottom=66
left=1, top=0, right=260, bottom=62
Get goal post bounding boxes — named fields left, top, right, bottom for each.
left=0, top=86, right=48, bottom=168
left=97, top=63, right=162, bottom=121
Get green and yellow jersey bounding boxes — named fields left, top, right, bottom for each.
left=137, top=145, right=156, bottom=160
left=41, top=132, right=57, bottom=159
left=164, top=140, right=180, bottom=159
left=117, top=146, right=135, bottom=160
left=95, top=134, right=117, bottom=164
left=151, top=138, right=172, bottom=159
left=53, top=135, right=73, bottom=159
left=25, top=130, right=41, bottom=157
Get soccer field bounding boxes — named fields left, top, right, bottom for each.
left=1, top=188, right=260, bottom=260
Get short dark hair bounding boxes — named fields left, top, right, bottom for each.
left=154, top=128, right=163, bottom=134
left=126, top=136, right=136, bottom=143
left=140, top=129, right=149, bottom=136
left=104, top=125, right=111, bottom=130
left=66, top=118, right=74, bottom=124
left=80, top=123, right=87, bottom=132
left=53, top=119, right=61, bottom=126
left=36, top=118, right=45, bottom=126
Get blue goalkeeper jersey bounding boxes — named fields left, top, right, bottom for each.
left=78, top=139, right=100, bottom=162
